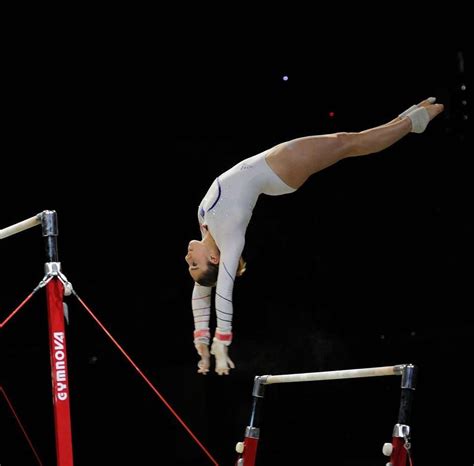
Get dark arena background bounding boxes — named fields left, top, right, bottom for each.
left=1, top=22, right=472, bottom=466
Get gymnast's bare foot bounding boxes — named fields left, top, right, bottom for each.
left=400, top=97, right=444, bottom=133
left=416, top=97, right=444, bottom=121
left=195, top=343, right=210, bottom=375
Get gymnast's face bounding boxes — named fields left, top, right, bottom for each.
left=185, top=240, right=212, bottom=281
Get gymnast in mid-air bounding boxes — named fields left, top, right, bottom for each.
left=185, top=97, right=444, bottom=375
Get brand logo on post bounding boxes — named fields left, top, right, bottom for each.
left=53, top=332, right=69, bottom=401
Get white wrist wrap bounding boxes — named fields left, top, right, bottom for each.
left=213, top=329, right=233, bottom=346
left=194, top=328, right=211, bottom=345
left=406, top=107, right=430, bottom=133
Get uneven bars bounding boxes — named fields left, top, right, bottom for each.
left=261, top=365, right=405, bottom=385
left=0, top=213, right=42, bottom=240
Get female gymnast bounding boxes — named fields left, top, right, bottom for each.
left=185, top=97, right=444, bottom=375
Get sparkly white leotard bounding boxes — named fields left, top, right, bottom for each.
left=192, top=150, right=296, bottom=345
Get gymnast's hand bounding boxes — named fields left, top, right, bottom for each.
left=211, top=340, right=235, bottom=376
left=195, top=343, right=211, bottom=375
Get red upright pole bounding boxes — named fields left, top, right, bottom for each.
left=42, top=210, right=74, bottom=466
left=1, top=210, right=74, bottom=465
left=239, top=436, right=259, bottom=466
left=386, top=365, right=417, bottom=466
left=390, top=436, right=408, bottom=466
left=46, top=277, right=74, bottom=466
left=236, top=377, right=265, bottom=465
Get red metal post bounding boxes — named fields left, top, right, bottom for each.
left=390, top=436, right=407, bottom=466
left=46, top=277, right=74, bottom=466
left=240, top=436, right=259, bottom=466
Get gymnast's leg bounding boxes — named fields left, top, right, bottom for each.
left=265, top=98, right=444, bottom=189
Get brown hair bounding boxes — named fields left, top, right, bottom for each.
left=236, top=256, right=247, bottom=277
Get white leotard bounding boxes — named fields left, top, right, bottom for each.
left=192, top=150, right=296, bottom=345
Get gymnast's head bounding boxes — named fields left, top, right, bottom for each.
left=185, top=239, right=246, bottom=286
left=185, top=239, right=219, bottom=286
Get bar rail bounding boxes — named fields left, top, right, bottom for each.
left=0, top=213, right=42, bottom=240
left=261, top=364, right=405, bottom=385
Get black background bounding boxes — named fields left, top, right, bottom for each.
left=1, top=17, right=472, bottom=466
